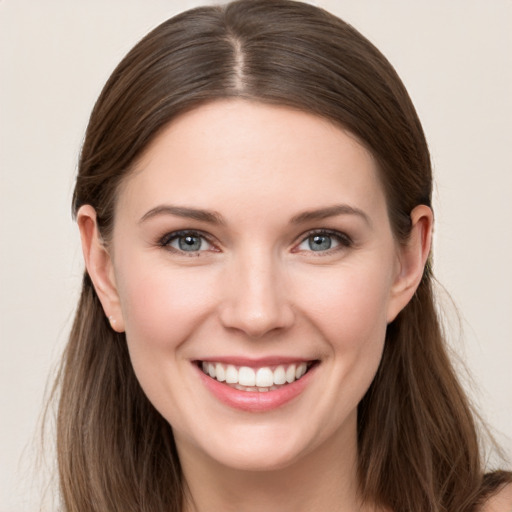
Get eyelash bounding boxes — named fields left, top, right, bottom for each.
left=294, top=229, right=353, bottom=255
left=158, top=230, right=217, bottom=255
left=157, top=229, right=353, bottom=255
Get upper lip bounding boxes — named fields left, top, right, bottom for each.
left=194, top=356, right=318, bottom=368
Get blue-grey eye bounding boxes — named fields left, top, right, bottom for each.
left=297, top=231, right=345, bottom=252
left=163, top=231, right=213, bottom=252
left=178, top=235, right=203, bottom=251
left=308, top=234, right=332, bottom=251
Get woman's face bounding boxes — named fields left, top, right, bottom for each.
left=100, top=100, right=414, bottom=472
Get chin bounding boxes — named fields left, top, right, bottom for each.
left=207, top=441, right=306, bottom=473
left=175, top=420, right=314, bottom=473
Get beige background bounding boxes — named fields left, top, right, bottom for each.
left=1, top=1, right=511, bottom=509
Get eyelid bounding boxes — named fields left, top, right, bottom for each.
left=292, top=228, right=353, bottom=253
left=156, top=228, right=352, bottom=255
left=158, top=229, right=219, bottom=253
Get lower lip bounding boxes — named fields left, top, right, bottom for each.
left=195, top=363, right=317, bottom=412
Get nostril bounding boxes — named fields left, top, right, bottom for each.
left=217, top=258, right=295, bottom=337
left=218, top=298, right=295, bottom=339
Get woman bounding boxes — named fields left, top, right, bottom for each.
left=56, top=0, right=511, bottom=510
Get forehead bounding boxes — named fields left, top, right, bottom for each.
left=117, top=100, right=387, bottom=222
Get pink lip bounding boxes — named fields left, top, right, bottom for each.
left=197, top=356, right=313, bottom=368
left=194, top=361, right=318, bottom=412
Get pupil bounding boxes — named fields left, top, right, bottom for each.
left=179, top=235, right=201, bottom=251
left=309, top=235, right=331, bottom=251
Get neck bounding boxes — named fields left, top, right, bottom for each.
left=178, top=414, right=377, bottom=512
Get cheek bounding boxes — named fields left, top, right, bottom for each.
left=298, top=261, right=393, bottom=352
left=279, top=261, right=394, bottom=442
left=294, top=259, right=393, bottom=409
left=114, top=259, right=219, bottom=422
left=116, top=258, right=217, bottom=355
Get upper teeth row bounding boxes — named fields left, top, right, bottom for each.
left=201, top=362, right=308, bottom=387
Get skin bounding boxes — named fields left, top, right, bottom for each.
left=482, top=485, right=512, bottom=512
left=79, top=100, right=433, bottom=512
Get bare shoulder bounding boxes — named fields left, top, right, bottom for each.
left=480, top=483, right=512, bottom=512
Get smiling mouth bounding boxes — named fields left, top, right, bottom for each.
left=198, top=361, right=317, bottom=392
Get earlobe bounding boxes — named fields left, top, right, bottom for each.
left=387, top=205, right=433, bottom=323
left=77, top=205, right=125, bottom=332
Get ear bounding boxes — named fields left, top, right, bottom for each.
left=387, top=205, right=433, bottom=323
left=77, top=205, right=125, bottom=332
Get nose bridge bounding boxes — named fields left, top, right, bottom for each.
left=219, top=245, right=294, bottom=338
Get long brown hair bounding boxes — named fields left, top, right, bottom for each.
left=56, top=1, right=510, bottom=510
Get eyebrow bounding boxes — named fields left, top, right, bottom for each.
left=290, top=204, right=372, bottom=227
left=139, top=203, right=371, bottom=227
left=139, top=205, right=225, bottom=225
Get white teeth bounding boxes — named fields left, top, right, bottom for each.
left=296, top=363, right=307, bottom=379
left=256, top=367, right=274, bottom=387
left=215, top=363, right=226, bottom=382
left=225, top=365, right=238, bottom=384
left=285, top=364, right=296, bottom=383
left=234, top=384, right=270, bottom=392
left=238, top=366, right=256, bottom=387
left=201, top=361, right=313, bottom=389
left=273, top=365, right=286, bottom=385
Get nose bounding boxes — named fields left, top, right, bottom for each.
left=218, top=250, right=295, bottom=339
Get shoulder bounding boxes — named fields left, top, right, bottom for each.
left=480, top=483, right=512, bottom=512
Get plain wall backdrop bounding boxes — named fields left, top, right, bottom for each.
left=1, top=1, right=511, bottom=510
